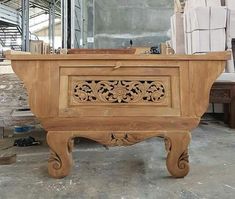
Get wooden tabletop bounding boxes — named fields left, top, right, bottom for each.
left=6, top=52, right=231, bottom=61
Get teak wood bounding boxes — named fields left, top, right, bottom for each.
left=7, top=52, right=230, bottom=179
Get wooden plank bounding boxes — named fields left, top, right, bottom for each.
left=41, top=116, right=200, bottom=132
left=6, top=51, right=231, bottom=61
left=0, top=154, right=16, bottom=165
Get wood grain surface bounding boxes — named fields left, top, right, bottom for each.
left=7, top=51, right=229, bottom=179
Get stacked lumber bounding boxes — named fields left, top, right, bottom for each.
left=30, top=40, right=50, bottom=54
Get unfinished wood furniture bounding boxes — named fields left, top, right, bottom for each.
left=7, top=52, right=229, bottom=179
left=210, top=82, right=235, bottom=128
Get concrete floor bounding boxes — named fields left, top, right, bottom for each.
left=0, top=121, right=235, bottom=199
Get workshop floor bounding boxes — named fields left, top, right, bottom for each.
left=0, top=121, right=235, bottom=199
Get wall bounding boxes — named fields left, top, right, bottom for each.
left=34, top=23, right=62, bottom=49
left=94, top=0, right=174, bottom=48
left=31, top=0, right=173, bottom=49
left=35, top=23, right=61, bottom=37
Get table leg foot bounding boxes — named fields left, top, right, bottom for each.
left=47, top=131, right=74, bottom=179
left=164, top=132, right=191, bottom=178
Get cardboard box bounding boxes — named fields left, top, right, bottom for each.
left=185, top=0, right=206, bottom=9
left=185, top=7, right=227, bottom=32
left=185, top=33, right=192, bottom=54
left=210, top=7, right=227, bottom=29
left=189, top=7, right=210, bottom=31
left=206, top=0, right=221, bottom=7
left=191, top=30, right=210, bottom=53
left=186, top=0, right=221, bottom=9
left=225, top=0, right=235, bottom=10
left=171, top=13, right=185, bottom=54
left=183, top=11, right=191, bottom=33
left=187, top=29, right=226, bottom=54
left=210, top=29, right=226, bottom=51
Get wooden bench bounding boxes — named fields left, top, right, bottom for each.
left=210, top=82, right=235, bottom=128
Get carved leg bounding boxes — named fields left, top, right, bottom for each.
left=164, top=132, right=191, bottom=178
left=47, top=131, right=74, bottom=179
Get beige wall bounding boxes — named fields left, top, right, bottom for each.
left=34, top=22, right=61, bottom=37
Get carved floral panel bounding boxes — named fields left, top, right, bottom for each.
left=69, top=77, right=170, bottom=105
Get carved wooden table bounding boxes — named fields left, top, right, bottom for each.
left=7, top=52, right=229, bottom=179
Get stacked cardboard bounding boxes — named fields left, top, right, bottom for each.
left=184, top=6, right=227, bottom=54
left=185, top=0, right=221, bottom=9
left=170, top=0, right=235, bottom=73
left=171, top=0, right=227, bottom=54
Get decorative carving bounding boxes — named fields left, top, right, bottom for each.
left=210, top=89, right=230, bottom=101
left=71, top=80, right=166, bottom=104
left=48, top=138, right=73, bottom=173
left=109, top=133, right=140, bottom=146
left=46, top=132, right=75, bottom=179
left=178, top=149, right=189, bottom=169
left=165, top=133, right=190, bottom=178
left=48, top=150, right=62, bottom=170
left=166, top=138, right=189, bottom=166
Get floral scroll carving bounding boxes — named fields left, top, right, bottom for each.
left=108, top=133, right=141, bottom=146
left=48, top=138, right=74, bottom=176
left=71, top=80, right=166, bottom=104
left=48, top=151, right=62, bottom=170
left=164, top=133, right=190, bottom=178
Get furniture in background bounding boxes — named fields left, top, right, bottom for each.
left=210, top=82, right=235, bottom=129
left=232, top=38, right=235, bottom=59
left=7, top=51, right=229, bottom=179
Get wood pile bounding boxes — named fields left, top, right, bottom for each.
left=29, top=40, right=50, bottom=54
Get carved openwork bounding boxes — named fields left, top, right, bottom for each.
left=70, top=80, right=167, bottom=105
left=108, top=133, right=142, bottom=146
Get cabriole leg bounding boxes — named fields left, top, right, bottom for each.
left=164, top=131, right=191, bottom=178
left=47, top=131, right=74, bottom=178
